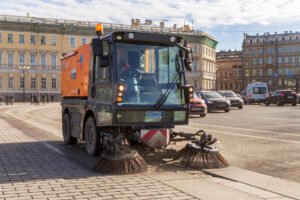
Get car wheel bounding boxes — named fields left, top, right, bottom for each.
left=62, top=113, right=77, bottom=145
left=238, top=105, right=243, bottom=109
left=276, top=99, right=282, bottom=106
left=84, top=116, right=101, bottom=156
left=265, top=100, right=270, bottom=106
left=224, top=109, right=230, bottom=112
left=292, top=103, right=297, bottom=106
left=200, top=113, right=206, bottom=117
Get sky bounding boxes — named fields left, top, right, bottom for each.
left=1, top=0, right=300, bottom=51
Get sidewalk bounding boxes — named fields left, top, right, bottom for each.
left=2, top=103, right=300, bottom=200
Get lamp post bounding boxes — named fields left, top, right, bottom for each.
left=18, top=65, right=30, bottom=102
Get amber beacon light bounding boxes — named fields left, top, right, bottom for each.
left=95, top=24, right=103, bottom=37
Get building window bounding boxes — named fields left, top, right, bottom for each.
left=8, top=77, right=14, bottom=88
left=41, top=77, right=47, bottom=89
left=30, top=35, right=36, bottom=44
left=0, top=52, right=2, bottom=65
left=19, top=53, right=25, bottom=65
left=278, top=57, right=282, bottom=64
left=284, top=47, right=289, bottom=53
left=7, top=53, right=14, bottom=65
left=252, top=58, right=256, bottom=65
left=259, top=49, right=263, bottom=54
left=266, top=48, right=274, bottom=54
left=50, top=37, right=56, bottom=45
left=267, top=57, right=272, bottom=64
left=245, top=50, right=249, bottom=54
left=267, top=69, right=272, bottom=76
left=245, top=69, right=249, bottom=77
left=193, top=80, right=198, bottom=89
left=298, top=46, right=300, bottom=52
left=292, top=56, right=295, bottom=64
left=278, top=68, right=282, bottom=75
left=41, top=36, right=46, bottom=45
left=19, top=35, right=25, bottom=44
left=30, top=54, right=36, bottom=65
left=51, top=55, right=57, bottom=66
left=258, top=57, right=263, bottom=64
left=81, top=38, right=87, bottom=45
left=252, top=49, right=255, bottom=55
left=8, top=34, right=13, bottom=43
left=259, top=69, right=263, bottom=76
left=41, top=54, right=46, bottom=66
left=0, top=33, right=2, bottom=42
left=277, top=48, right=281, bottom=53
left=0, top=76, right=2, bottom=88
left=52, top=78, right=57, bottom=89
left=284, top=56, right=288, bottom=64
left=193, top=45, right=198, bottom=54
left=69, top=37, right=76, bottom=47
left=299, top=56, right=300, bottom=63
left=31, top=77, right=36, bottom=89
left=291, top=47, right=296, bottom=52
left=253, top=69, right=256, bottom=76
left=193, top=60, right=198, bottom=71
left=20, top=76, right=25, bottom=88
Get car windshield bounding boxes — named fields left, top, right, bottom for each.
left=219, top=91, right=237, bottom=97
left=253, top=87, right=266, bottom=94
left=116, top=42, right=184, bottom=106
left=202, top=91, right=223, bottom=99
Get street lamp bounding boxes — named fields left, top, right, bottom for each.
left=18, top=65, right=30, bottom=102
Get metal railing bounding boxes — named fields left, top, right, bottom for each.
left=0, top=14, right=211, bottom=37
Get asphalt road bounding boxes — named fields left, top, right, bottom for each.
left=186, top=104, right=300, bottom=183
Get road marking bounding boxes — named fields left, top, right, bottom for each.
left=189, top=122, right=300, bottom=137
left=185, top=126, right=300, bottom=144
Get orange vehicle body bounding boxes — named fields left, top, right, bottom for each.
left=61, top=44, right=90, bottom=97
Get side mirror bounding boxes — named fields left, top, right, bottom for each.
left=99, top=56, right=109, bottom=68
left=184, top=47, right=193, bottom=71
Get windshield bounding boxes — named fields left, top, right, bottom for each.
left=253, top=87, right=267, bottom=94
left=116, top=42, right=184, bottom=106
left=202, top=91, right=223, bottom=99
left=219, top=91, right=237, bottom=97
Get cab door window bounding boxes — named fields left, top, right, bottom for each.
left=95, top=40, right=110, bottom=81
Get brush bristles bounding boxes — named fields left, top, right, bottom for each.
left=176, top=145, right=228, bottom=169
left=94, top=153, right=147, bottom=174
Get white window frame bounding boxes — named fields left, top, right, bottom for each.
left=7, top=53, right=14, bottom=65
left=50, top=37, right=56, bottom=45
left=19, top=35, right=25, bottom=44
left=52, top=78, right=57, bottom=89
left=69, top=37, right=76, bottom=47
left=81, top=38, right=87, bottom=45
left=20, top=76, right=25, bottom=88
left=30, top=54, right=36, bottom=66
left=8, top=76, right=14, bottom=88
left=19, top=53, right=25, bottom=65
left=41, top=77, right=47, bottom=89
left=30, top=35, right=36, bottom=44
left=31, top=77, right=36, bottom=89
left=40, top=54, right=47, bottom=67
left=51, top=55, right=57, bottom=66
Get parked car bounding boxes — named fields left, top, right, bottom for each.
left=244, top=82, right=268, bottom=104
left=198, top=91, right=231, bottom=112
left=218, top=91, right=243, bottom=109
left=265, top=90, right=298, bottom=106
left=190, top=94, right=207, bottom=117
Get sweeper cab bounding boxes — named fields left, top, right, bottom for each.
left=61, top=24, right=227, bottom=174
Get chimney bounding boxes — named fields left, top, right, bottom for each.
left=173, top=24, right=177, bottom=29
left=256, top=33, right=259, bottom=36
left=131, top=18, right=135, bottom=26
left=136, top=19, right=140, bottom=26
left=26, top=12, right=30, bottom=18
left=160, top=21, right=164, bottom=28
left=145, top=19, right=152, bottom=25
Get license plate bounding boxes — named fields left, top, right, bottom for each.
left=146, top=111, right=165, bottom=119
left=287, top=96, right=293, bottom=99
left=217, top=104, right=226, bottom=108
left=192, top=108, right=203, bottom=111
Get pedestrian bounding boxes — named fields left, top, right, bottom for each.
left=51, top=94, right=54, bottom=103
left=41, top=94, right=45, bottom=104
left=31, top=94, right=34, bottom=105
left=10, top=94, right=15, bottom=105
left=5, top=95, right=9, bottom=105
left=0, top=96, right=3, bottom=105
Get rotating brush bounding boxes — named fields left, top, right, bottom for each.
left=93, top=136, right=147, bottom=174
left=175, top=130, right=228, bottom=169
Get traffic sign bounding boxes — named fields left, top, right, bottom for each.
left=274, top=73, right=278, bottom=77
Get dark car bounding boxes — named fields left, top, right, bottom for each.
left=190, top=94, right=207, bottom=117
left=265, top=90, right=298, bottom=106
left=198, top=91, right=231, bottom=112
left=218, top=91, right=243, bottom=109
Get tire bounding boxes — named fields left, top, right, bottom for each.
left=265, top=100, right=270, bottom=106
left=62, top=113, right=77, bottom=145
left=84, top=116, right=101, bottom=156
left=292, top=103, right=297, bottom=106
left=238, top=105, right=243, bottom=109
left=200, top=113, right=206, bottom=117
left=224, top=109, right=230, bottom=112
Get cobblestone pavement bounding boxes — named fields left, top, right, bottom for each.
left=0, top=108, right=197, bottom=200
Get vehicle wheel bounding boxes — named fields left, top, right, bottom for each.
left=265, top=100, right=270, bottom=106
left=238, top=105, right=243, bottom=109
left=249, top=100, right=252, bottom=104
left=84, top=116, right=101, bottom=156
left=292, top=103, right=297, bottom=106
left=276, top=99, right=282, bottom=106
left=224, top=109, right=230, bottom=112
left=200, top=113, right=206, bottom=117
left=62, top=113, right=77, bottom=145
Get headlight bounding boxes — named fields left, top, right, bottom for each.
left=207, top=100, right=213, bottom=104
left=200, top=99, right=205, bottom=104
left=226, top=99, right=231, bottom=104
